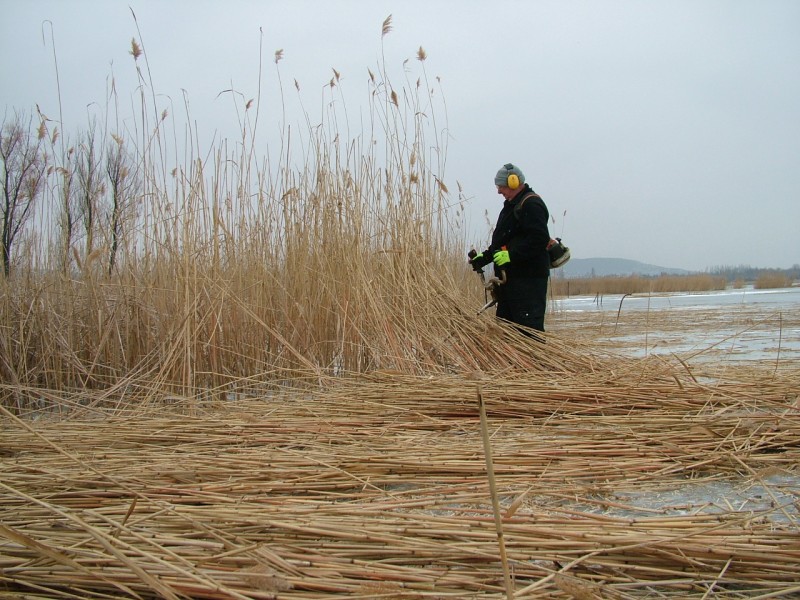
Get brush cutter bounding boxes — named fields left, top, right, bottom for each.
left=468, top=249, right=507, bottom=315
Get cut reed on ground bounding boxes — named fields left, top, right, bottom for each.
left=2, top=356, right=799, bottom=598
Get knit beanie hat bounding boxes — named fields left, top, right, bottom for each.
left=494, top=163, right=525, bottom=188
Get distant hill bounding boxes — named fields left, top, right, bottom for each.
left=557, top=257, right=690, bottom=278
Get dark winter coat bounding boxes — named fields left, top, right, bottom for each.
left=484, top=184, right=551, bottom=280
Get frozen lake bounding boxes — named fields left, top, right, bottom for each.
left=555, top=285, right=800, bottom=313
left=550, top=286, right=800, bottom=365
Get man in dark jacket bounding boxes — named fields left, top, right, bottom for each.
left=469, top=163, right=551, bottom=332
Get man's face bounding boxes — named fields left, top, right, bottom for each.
left=497, top=186, right=515, bottom=201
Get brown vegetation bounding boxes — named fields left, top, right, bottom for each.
left=2, top=353, right=798, bottom=598
left=1, top=20, right=798, bottom=599
left=550, top=273, right=728, bottom=297
left=754, top=272, right=793, bottom=289
left=0, top=29, right=483, bottom=404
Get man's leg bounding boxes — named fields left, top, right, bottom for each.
left=498, top=276, right=549, bottom=333
left=526, top=276, right=549, bottom=332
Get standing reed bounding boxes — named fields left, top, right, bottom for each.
left=0, top=23, right=486, bottom=410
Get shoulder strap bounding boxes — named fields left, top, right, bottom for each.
left=513, top=192, right=541, bottom=220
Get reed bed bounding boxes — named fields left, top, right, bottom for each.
left=551, top=275, right=729, bottom=297
left=2, top=337, right=798, bottom=598
left=754, top=273, right=793, bottom=290
left=0, top=22, right=478, bottom=404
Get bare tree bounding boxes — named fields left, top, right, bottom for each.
left=0, top=113, right=48, bottom=277
left=76, top=123, right=105, bottom=261
left=105, top=135, right=139, bottom=275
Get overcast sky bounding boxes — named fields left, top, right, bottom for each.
left=2, top=0, right=799, bottom=271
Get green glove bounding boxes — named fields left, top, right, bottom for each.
left=469, top=252, right=491, bottom=272
left=493, top=249, right=510, bottom=267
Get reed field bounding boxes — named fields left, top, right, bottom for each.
left=2, top=23, right=799, bottom=599
left=754, top=273, right=793, bottom=290
left=549, top=274, right=729, bottom=298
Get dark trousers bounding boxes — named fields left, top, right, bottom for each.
left=496, top=276, right=549, bottom=332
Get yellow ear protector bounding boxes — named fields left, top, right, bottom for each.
left=505, top=163, right=520, bottom=189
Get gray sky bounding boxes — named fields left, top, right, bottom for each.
left=2, top=0, right=799, bottom=271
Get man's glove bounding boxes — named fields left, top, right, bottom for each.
left=493, top=249, right=511, bottom=267
left=469, top=251, right=492, bottom=272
